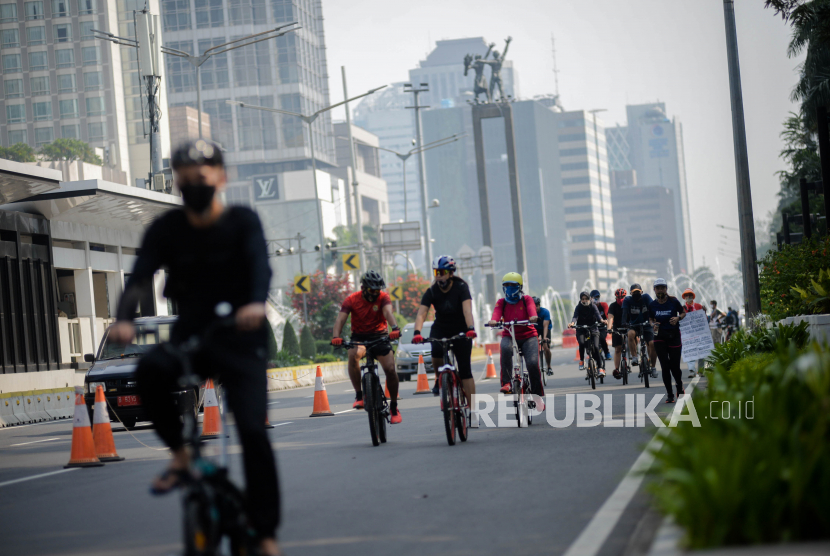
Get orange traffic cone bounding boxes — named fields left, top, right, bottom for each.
left=484, top=349, right=498, bottom=379
left=309, top=366, right=334, bottom=417
left=413, top=355, right=432, bottom=394
left=574, top=348, right=580, bottom=362
left=200, top=379, right=222, bottom=440
left=92, top=386, right=124, bottom=462
left=384, top=381, right=401, bottom=400
left=265, top=415, right=274, bottom=429
left=65, top=386, right=104, bottom=468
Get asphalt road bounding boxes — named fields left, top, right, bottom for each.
left=0, top=348, right=702, bottom=556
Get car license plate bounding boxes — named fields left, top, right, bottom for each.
left=117, top=395, right=141, bottom=407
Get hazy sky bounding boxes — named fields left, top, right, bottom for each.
left=324, top=0, right=803, bottom=273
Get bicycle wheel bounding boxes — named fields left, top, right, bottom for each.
left=641, top=346, right=650, bottom=388
left=183, top=489, right=219, bottom=556
left=441, top=372, right=455, bottom=446
left=456, top=383, right=468, bottom=442
left=524, top=376, right=533, bottom=426
left=513, top=377, right=523, bottom=427
left=588, top=358, right=596, bottom=390
left=363, top=373, right=380, bottom=447
left=375, top=376, right=387, bottom=444
left=621, top=358, right=629, bottom=385
left=541, top=349, right=547, bottom=387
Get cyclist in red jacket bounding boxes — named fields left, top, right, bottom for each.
left=331, top=270, right=402, bottom=423
left=487, top=272, right=544, bottom=405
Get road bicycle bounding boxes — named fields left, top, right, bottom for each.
left=538, top=337, right=553, bottom=386
left=629, top=323, right=652, bottom=388
left=159, top=303, right=258, bottom=556
left=574, top=325, right=603, bottom=390
left=487, top=320, right=536, bottom=427
left=339, top=337, right=394, bottom=447
left=425, top=333, right=470, bottom=446
left=614, top=327, right=631, bottom=386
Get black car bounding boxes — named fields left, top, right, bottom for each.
left=83, top=316, right=200, bottom=429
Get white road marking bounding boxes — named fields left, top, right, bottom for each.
left=270, top=422, right=292, bottom=427
left=561, top=376, right=701, bottom=556
left=267, top=401, right=281, bottom=405
left=9, top=438, right=62, bottom=447
left=0, top=468, right=79, bottom=488
left=0, top=420, right=71, bottom=432
left=334, top=409, right=357, bottom=414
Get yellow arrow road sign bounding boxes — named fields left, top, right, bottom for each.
left=342, top=253, right=359, bottom=271
left=294, top=275, right=310, bottom=294
left=389, top=286, right=403, bottom=301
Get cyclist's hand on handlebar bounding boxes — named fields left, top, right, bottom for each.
left=567, top=322, right=575, bottom=329
left=236, top=302, right=266, bottom=331
left=389, top=327, right=401, bottom=341
left=466, top=329, right=477, bottom=339
left=412, top=334, right=424, bottom=344
left=108, top=320, right=135, bottom=344
left=331, top=337, right=343, bottom=347
left=487, top=320, right=498, bottom=327
left=529, top=316, right=539, bottom=323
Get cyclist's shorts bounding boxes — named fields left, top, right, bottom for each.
left=430, top=336, right=473, bottom=380
left=631, top=326, right=654, bottom=342
left=611, top=330, right=624, bottom=347
left=350, top=333, right=392, bottom=357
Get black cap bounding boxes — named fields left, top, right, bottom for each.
left=630, top=283, right=643, bottom=293
left=171, top=139, right=224, bottom=170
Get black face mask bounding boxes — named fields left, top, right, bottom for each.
left=632, top=292, right=642, bottom=300
left=179, top=183, right=216, bottom=214
left=362, top=289, right=380, bottom=302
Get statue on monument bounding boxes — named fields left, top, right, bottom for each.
left=464, top=43, right=494, bottom=103
left=485, top=36, right=512, bottom=102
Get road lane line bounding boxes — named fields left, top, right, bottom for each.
left=0, top=420, right=72, bottom=432
left=267, top=401, right=281, bottom=405
left=562, top=376, right=701, bottom=556
left=9, top=438, right=62, bottom=447
left=271, top=422, right=292, bottom=427
left=334, top=409, right=356, bottom=414
left=0, top=468, right=79, bottom=488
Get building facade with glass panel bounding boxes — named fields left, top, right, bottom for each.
left=0, top=0, right=171, bottom=186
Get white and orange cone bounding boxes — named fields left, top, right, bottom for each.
left=384, top=381, right=401, bottom=400
left=309, top=366, right=334, bottom=417
left=413, top=355, right=432, bottom=395
left=65, top=386, right=104, bottom=468
left=200, top=379, right=222, bottom=440
left=92, top=385, right=124, bottom=462
left=484, top=349, right=498, bottom=379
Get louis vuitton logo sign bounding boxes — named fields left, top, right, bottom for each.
left=253, top=175, right=280, bottom=201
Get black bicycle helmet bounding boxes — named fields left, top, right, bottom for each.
left=360, top=270, right=386, bottom=290
left=171, top=139, right=224, bottom=170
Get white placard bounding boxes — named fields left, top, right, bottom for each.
left=680, top=310, right=715, bottom=362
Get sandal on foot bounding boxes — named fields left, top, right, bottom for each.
left=149, top=467, right=190, bottom=496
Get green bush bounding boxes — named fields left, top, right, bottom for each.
left=266, top=325, right=279, bottom=362
left=282, top=321, right=300, bottom=356
left=706, top=321, right=810, bottom=371
left=299, top=326, right=316, bottom=359
left=791, top=268, right=830, bottom=315
left=271, top=349, right=306, bottom=368
left=315, top=339, right=332, bottom=355
left=650, top=343, right=830, bottom=548
left=758, top=235, right=830, bottom=320
left=313, top=354, right=339, bottom=363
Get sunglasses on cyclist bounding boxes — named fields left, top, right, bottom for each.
left=434, top=269, right=451, bottom=276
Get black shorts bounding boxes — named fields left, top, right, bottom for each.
left=611, top=330, right=623, bottom=347
left=429, top=331, right=473, bottom=380
left=350, top=333, right=392, bottom=357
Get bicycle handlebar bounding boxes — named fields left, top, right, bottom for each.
left=424, top=332, right=468, bottom=343
left=337, top=336, right=394, bottom=350
left=486, top=320, right=534, bottom=328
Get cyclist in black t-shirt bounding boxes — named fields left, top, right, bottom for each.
left=607, top=288, right=627, bottom=379
left=412, top=256, right=478, bottom=425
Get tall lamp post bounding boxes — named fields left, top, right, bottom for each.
left=228, top=84, right=387, bottom=274
left=403, top=82, right=434, bottom=273
left=95, top=23, right=300, bottom=142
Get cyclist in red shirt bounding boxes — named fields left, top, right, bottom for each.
left=487, top=272, right=543, bottom=404
left=682, top=288, right=706, bottom=378
left=331, top=270, right=402, bottom=423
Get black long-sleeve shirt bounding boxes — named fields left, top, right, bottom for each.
left=117, top=207, right=271, bottom=339
left=571, top=302, right=603, bottom=327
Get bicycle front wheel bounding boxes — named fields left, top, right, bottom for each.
left=513, top=378, right=523, bottom=427
left=183, top=489, right=219, bottom=556
left=363, top=373, right=380, bottom=447
left=641, top=347, right=650, bottom=388
left=621, top=358, right=629, bottom=385
left=375, top=376, right=387, bottom=444
left=588, top=359, right=596, bottom=390
left=441, top=373, right=455, bottom=446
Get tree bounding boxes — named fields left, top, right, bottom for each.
left=284, top=271, right=353, bottom=338
left=765, top=0, right=830, bottom=127
left=39, top=138, right=102, bottom=165
left=299, top=326, right=316, bottom=359
left=282, top=321, right=300, bottom=355
left=393, top=273, right=434, bottom=322
left=0, top=143, right=36, bottom=163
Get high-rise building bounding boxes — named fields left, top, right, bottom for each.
left=160, top=0, right=335, bottom=206
left=420, top=99, right=573, bottom=294
left=331, top=121, right=389, bottom=229
left=354, top=37, right=517, bottom=265
left=0, top=0, right=172, bottom=186
left=606, top=102, right=693, bottom=275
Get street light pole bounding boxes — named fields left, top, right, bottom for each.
left=341, top=67, right=366, bottom=273
left=404, top=83, right=433, bottom=274
left=722, top=0, right=761, bottom=315
left=589, top=108, right=608, bottom=290
left=228, top=84, right=387, bottom=275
